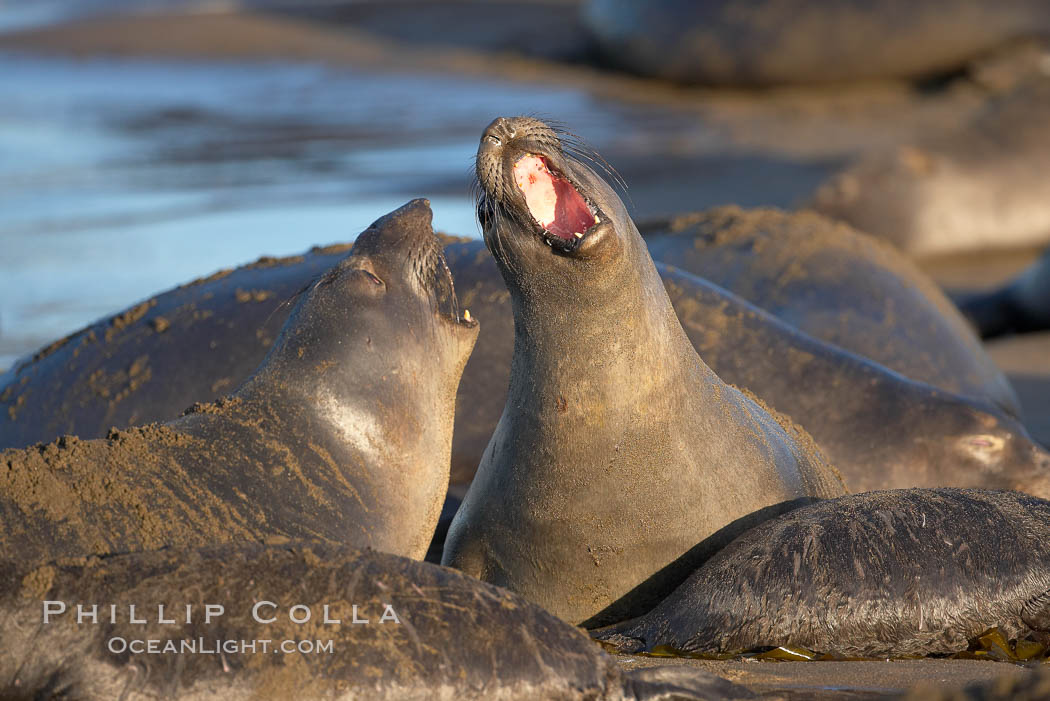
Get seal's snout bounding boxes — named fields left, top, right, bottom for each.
left=481, top=117, right=515, bottom=148
left=351, top=200, right=476, bottom=331
left=378, top=198, right=434, bottom=239
left=353, top=198, right=434, bottom=257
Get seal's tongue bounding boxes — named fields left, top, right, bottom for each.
left=513, top=155, right=594, bottom=240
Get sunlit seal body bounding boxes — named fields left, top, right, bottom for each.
left=443, top=116, right=845, bottom=627
left=659, top=268, right=1050, bottom=496
left=811, top=78, right=1050, bottom=258
left=0, top=543, right=754, bottom=701
left=958, top=246, right=1050, bottom=339
left=6, top=234, right=1047, bottom=566
left=0, top=200, right=478, bottom=565
left=596, top=488, right=1050, bottom=658
left=3, top=234, right=1044, bottom=519
left=581, top=0, right=1050, bottom=86
left=642, top=206, right=1021, bottom=417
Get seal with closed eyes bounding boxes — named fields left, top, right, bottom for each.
left=0, top=199, right=478, bottom=565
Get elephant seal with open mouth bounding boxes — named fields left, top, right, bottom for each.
left=442, top=116, right=845, bottom=627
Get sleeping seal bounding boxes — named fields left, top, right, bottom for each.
left=810, top=77, right=1050, bottom=258
left=443, top=116, right=845, bottom=627
left=596, top=488, right=1050, bottom=657
left=0, top=199, right=478, bottom=564
left=581, top=0, right=1050, bottom=86
left=0, top=542, right=753, bottom=701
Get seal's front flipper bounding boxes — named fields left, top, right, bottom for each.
left=625, top=667, right=756, bottom=700
left=1021, top=589, right=1050, bottom=631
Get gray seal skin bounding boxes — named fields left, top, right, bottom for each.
left=957, top=246, right=1050, bottom=339
left=660, top=269, right=1050, bottom=497
left=595, top=488, right=1050, bottom=658
left=451, top=248, right=1050, bottom=502
left=641, top=206, right=1022, bottom=419
left=0, top=199, right=479, bottom=565
left=810, top=77, right=1050, bottom=258
left=581, top=0, right=1050, bottom=86
left=0, top=543, right=754, bottom=701
left=442, top=116, right=845, bottom=627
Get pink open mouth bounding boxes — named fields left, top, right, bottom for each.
left=513, top=154, right=597, bottom=241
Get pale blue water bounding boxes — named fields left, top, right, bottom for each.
left=0, top=51, right=663, bottom=369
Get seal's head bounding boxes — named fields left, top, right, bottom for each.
left=474, top=116, right=640, bottom=297
left=957, top=411, right=1050, bottom=500
left=260, top=198, right=479, bottom=401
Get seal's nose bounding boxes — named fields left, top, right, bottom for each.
left=481, top=117, right=515, bottom=148
left=351, top=199, right=434, bottom=261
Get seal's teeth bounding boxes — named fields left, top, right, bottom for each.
left=463, top=309, right=472, bottom=322
left=594, top=215, right=601, bottom=224
left=574, top=232, right=584, bottom=239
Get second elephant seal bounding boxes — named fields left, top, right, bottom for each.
left=443, top=117, right=845, bottom=627
left=0, top=200, right=479, bottom=565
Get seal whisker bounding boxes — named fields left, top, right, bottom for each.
left=560, top=136, right=633, bottom=208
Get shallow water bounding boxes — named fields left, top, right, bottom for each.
left=0, top=51, right=690, bottom=370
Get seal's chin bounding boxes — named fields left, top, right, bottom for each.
left=512, top=154, right=601, bottom=252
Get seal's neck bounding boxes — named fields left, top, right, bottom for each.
left=505, top=235, right=708, bottom=408
left=236, top=360, right=454, bottom=560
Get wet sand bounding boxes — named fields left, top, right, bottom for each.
left=616, top=655, right=1033, bottom=700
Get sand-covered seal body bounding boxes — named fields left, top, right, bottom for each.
left=0, top=241, right=361, bottom=450
left=596, top=488, right=1050, bottom=658
left=958, top=246, right=1050, bottom=339
left=0, top=543, right=753, bottom=701
left=443, top=116, right=844, bottom=627
left=643, top=206, right=1021, bottom=417
left=0, top=200, right=478, bottom=564
left=582, top=0, right=1050, bottom=86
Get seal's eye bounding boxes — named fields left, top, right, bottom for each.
left=345, top=266, right=386, bottom=296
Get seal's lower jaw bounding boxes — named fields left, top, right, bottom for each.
left=429, top=248, right=479, bottom=333
left=512, top=154, right=602, bottom=254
